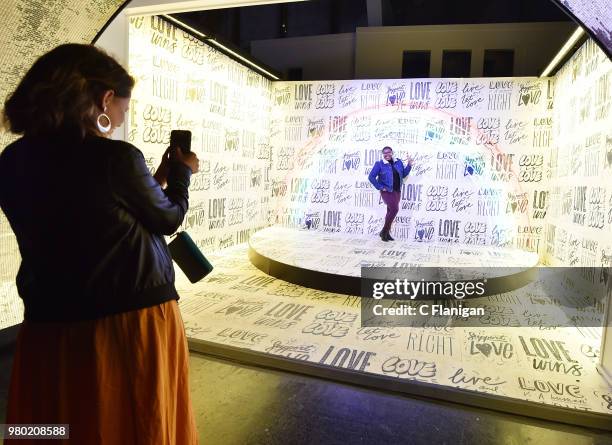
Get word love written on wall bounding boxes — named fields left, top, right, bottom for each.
left=129, top=20, right=612, bottom=268
left=128, top=15, right=274, bottom=253
left=546, top=39, right=612, bottom=267
left=269, top=77, right=555, bottom=257
left=176, top=244, right=612, bottom=416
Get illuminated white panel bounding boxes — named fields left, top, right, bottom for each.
left=128, top=15, right=274, bottom=253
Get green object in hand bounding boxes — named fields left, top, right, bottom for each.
left=167, top=231, right=214, bottom=283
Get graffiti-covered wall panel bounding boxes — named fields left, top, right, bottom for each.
left=546, top=39, right=612, bottom=267
left=268, top=77, right=554, bottom=255
left=128, top=16, right=274, bottom=253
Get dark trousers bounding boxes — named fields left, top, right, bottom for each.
left=380, top=190, right=401, bottom=233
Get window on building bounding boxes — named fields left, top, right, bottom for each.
left=402, top=50, right=430, bottom=78
left=287, top=67, right=303, bottom=81
left=442, top=50, right=471, bottom=77
left=483, top=50, right=514, bottom=77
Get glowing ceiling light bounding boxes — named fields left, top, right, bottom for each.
left=207, top=39, right=280, bottom=80
left=160, top=14, right=280, bottom=80
left=161, top=14, right=207, bottom=39
left=540, top=27, right=585, bottom=77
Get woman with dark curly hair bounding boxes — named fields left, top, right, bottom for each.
left=0, top=43, right=200, bottom=444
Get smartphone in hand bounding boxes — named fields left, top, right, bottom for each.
left=170, top=130, right=192, bottom=153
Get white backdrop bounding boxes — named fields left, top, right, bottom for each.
left=128, top=17, right=612, bottom=267
left=546, top=38, right=612, bottom=267
left=129, top=15, right=274, bottom=253
left=268, top=77, right=553, bottom=256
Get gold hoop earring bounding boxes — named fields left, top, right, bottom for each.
left=97, top=106, right=111, bottom=134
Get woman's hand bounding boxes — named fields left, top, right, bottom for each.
left=170, top=147, right=200, bottom=174
left=405, top=154, right=414, bottom=166
left=153, top=146, right=172, bottom=187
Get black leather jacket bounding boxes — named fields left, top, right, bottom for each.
left=0, top=134, right=192, bottom=322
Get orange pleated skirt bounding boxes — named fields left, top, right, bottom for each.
left=5, top=299, right=199, bottom=445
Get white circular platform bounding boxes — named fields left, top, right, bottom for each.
left=248, top=226, right=539, bottom=296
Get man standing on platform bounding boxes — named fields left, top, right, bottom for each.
left=367, top=146, right=413, bottom=241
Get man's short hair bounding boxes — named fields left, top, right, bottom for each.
left=382, top=146, right=393, bottom=153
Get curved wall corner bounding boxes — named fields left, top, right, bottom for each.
left=0, top=0, right=128, bottom=148
left=552, top=0, right=612, bottom=59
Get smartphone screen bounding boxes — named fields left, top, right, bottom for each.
left=170, top=130, right=192, bottom=153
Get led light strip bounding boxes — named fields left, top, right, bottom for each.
left=161, top=14, right=208, bottom=39
left=160, top=14, right=280, bottom=80
left=540, top=26, right=585, bottom=77
left=206, top=38, right=280, bottom=79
